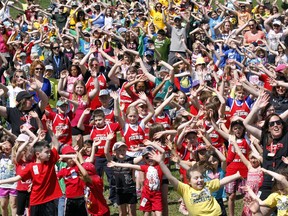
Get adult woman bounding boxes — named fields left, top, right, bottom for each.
left=243, top=19, right=265, bottom=45
left=0, top=84, right=48, bottom=136
left=244, top=93, right=288, bottom=204
left=0, top=70, right=28, bottom=108
left=148, top=2, right=165, bottom=31
left=0, top=24, right=10, bottom=62
left=29, top=60, right=51, bottom=101
left=269, top=76, right=288, bottom=114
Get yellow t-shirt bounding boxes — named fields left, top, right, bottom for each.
left=177, top=179, right=221, bottom=216
left=264, top=192, right=288, bottom=216
left=150, top=9, right=165, bottom=31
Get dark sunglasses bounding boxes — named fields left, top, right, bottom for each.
left=268, top=120, right=282, bottom=127
left=35, top=67, right=43, bottom=70
left=53, top=46, right=60, bottom=49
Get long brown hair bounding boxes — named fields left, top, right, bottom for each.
left=72, top=80, right=89, bottom=103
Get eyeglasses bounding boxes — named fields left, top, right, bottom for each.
left=91, top=64, right=98, bottom=67
left=53, top=46, right=60, bottom=49
left=35, top=67, right=43, bottom=71
left=273, top=25, right=280, bottom=28
left=268, top=120, right=282, bottom=127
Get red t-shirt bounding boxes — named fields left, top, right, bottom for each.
left=140, top=164, right=163, bottom=193
left=86, top=175, right=109, bottom=216
left=85, top=74, right=107, bottom=110
left=88, top=123, right=120, bottom=157
left=16, top=160, right=32, bottom=191
left=47, top=111, right=72, bottom=145
left=19, top=148, right=62, bottom=206
left=226, top=138, right=250, bottom=178
left=57, top=166, right=85, bottom=198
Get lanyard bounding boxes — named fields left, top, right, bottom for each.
left=54, top=56, right=60, bottom=68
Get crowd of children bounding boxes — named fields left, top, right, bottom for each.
left=1, top=0, right=288, bottom=215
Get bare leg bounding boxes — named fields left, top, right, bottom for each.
left=128, top=204, right=136, bottom=216
left=227, top=192, right=236, bottom=216
left=0, top=197, right=9, bottom=216
left=119, top=204, right=127, bottom=216
left=9, top=195, right=17, bottom=216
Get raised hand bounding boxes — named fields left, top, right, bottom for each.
left=149, top=150, right=164, bottom=163
left=106, top=132, right=114, bottom=141
left=60, top=70, right=68, bottom=79
left=83, top=108, right=91, bottom=115
left=138, top=91, right=147, bottom=101
left=110, top=91, right=118, bottom=100
left=29, top=111, right=39, bottom=119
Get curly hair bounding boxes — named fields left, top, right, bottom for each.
left=29, top=60, right=45, bottom=77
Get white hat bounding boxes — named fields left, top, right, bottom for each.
left=273, top=19, right=281, bottom=26
left=112, top=142, right=127, bottom=151
left=16, top=133, right=29, bottom=142
left=99, top=89, right=110, bottom=96
left=45, top=65, right=53, bottom=70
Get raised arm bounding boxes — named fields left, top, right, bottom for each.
left=149, top=151, right=179, bottom=189
left=110, top=91, right=125, bottom=129
left=230, top=140, right=252, bottom=169
left=104, top=133, right=114, bottom=162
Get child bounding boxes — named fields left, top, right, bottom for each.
left=0, top=135, right=17, bottom=216
left=203, top=147, right=227, bottom=216
left=211, top=117, right=250, bottom=216
left=226, top=85, right=254, bottom=119
left=73, top=158, right=110, bottom=216
left=45, top=98, right=78, bottom=146
left=79, top=139, right=99, bottom=163
left=66, top=65, right=83, bottom=94
left=57, top=145, right=87, bottom=216
left=246, top=168, right=288, bottom=216
left=108, top=146, right=163, bottom=216
left=0, top=140, right=62, bottom=216
left=105, top=133, right=139, bottom=216
left=97, top=89, right=115, bottom=124
left=149, top=150, right=242, bottom=215
left=77, top=108, right=120, bottom=205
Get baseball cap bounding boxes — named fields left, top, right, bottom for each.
left=82, top=162, right=97, bottom=175
left=195, top=57, right=205, bottom=66
left=99, top=89, right=110, bottom=96
left=56, top=100, right=68, bottom=107
left=16, top=91, right=33, bottom=102
left=112, top=142, right=127, bottom=151
left=145, top=50, right=154, bottom=56
left=273, top=19, right=281, bottom=26
left=159, top=66, right=170, bottom=73
left=174, top=16, right=181, bottom=21
left=16, top=133, right=30, bottom=142
left=142, top=146, right=155, bottom=156
left=45, top=65, right=54, bottom=71
left=19, top=52, right=27, bottom=57
left=61, top=145, right=76, bottom=154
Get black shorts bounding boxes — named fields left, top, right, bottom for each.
left=16, top=190, right=30, bottom=215
left=65, top=197, right=87, bottom=216
left=30, top=200, right=57, bottom=216
left=116, top=192, right=137, bottom=205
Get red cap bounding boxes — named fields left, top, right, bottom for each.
left=61, top=145, right=76, bottom=155
left=82, top=162, right=97, bottom=175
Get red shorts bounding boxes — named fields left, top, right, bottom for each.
left=139, top=190, right=162, bottom=212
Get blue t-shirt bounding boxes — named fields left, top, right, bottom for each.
left=92, top=14, right=105, bottom=27
left=209, top=16, right=222, bottom=40
left=204, top=167, right=226, bottom=199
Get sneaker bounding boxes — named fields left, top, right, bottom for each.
left=179, top=204, right=189, bottom=215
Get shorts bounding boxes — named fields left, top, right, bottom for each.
left=65, top=197, right=87, bottom=216
left=0, top=188, right=17, bottom=198
left=162, top=179, right=169, bottom=185
left=139, top=190, right=162, bottom=212
left=16, top=190, right=30, bottom=215
left=225, top=179, right=246, bottom=194
left=116, top=192, right=137, bottom=205
left=30, top=200, right=57, bottom=216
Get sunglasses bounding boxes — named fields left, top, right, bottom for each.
left=91, top=64, right=98, bottom=67
left=16, top=75, right=24, bottom=78
left=268, top=120, right=282, bottom=127
left=35, top=67, right=43, bottom=70
left=53, top=46, right=60, bottom=49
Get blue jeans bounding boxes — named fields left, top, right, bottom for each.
left=58, top=195, right=66, bottom=216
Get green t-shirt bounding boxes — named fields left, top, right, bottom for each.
left=152, top=36, right=170, bottom=62
left=56, top=161, right=67, bottom=194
